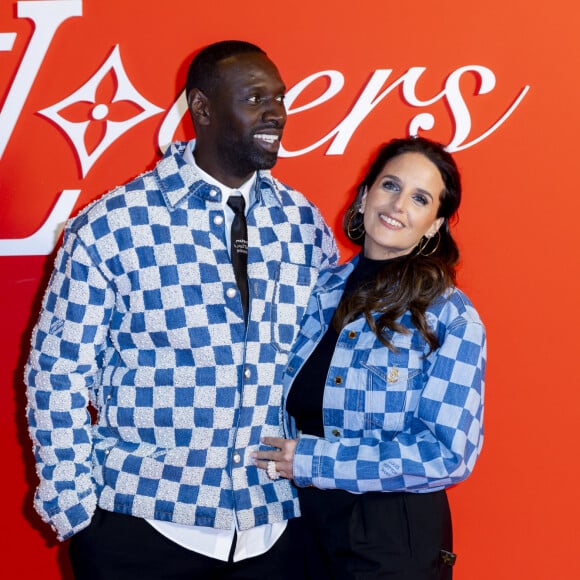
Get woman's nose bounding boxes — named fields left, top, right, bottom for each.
left=392, top=194, right=407, bottom=212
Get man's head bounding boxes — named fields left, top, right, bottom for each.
left=186, top=40, right=266, bottom=98
left=186, top=40, right=287, bottom=188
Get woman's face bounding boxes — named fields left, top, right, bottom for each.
left=360, top=152, right=445, bottom=260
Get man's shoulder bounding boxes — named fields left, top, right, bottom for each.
left=70, top=142, right=188, bottom=226
left=69, top=168, right=157, bottom=228
left=258, top=172, right=319, bottom=211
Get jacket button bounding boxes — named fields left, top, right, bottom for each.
left=244, top=368, right=251, bottom=379
left=348, top=331, right=357, bottom=338
left=226, top=287, right=237, bottom=298
left=233, top=452, right=241, bottom=464
left=332, top=429, right=341, bottom=437
left=213, top=215, right=224, bottom=225
left=334, top=376, right=343, bottom=384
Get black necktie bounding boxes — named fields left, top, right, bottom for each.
left=226, top=195, right=249, bottom=323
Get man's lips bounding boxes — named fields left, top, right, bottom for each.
left=253, top=133, right=281, bottom=151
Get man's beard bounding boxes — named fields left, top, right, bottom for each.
left=217, top=135, right=279, bottom=179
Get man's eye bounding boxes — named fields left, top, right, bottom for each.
left=247, top=95, right=261, bottom=104
left=275, top=95, right=285, bottom=103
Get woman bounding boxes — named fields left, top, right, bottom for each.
left=253, top=136, right=486, bottom=579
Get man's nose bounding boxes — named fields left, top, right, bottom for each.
left=262, top=99, right=286, bottom=125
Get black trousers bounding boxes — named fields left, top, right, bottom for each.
left=68, top=508, right=304, bottom=580
left=294, top=487, right=454, bottom=580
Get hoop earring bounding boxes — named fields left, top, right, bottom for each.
left=346, top=207, right=365, bottom=241
left=416, top=229, right=441, bottom=256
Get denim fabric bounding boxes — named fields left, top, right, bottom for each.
left=284, top=257, right=485, bottom=493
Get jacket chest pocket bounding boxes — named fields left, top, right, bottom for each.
left=362, top=360, right=423, bottom=434
left=270, top=263, right=316, bottom=353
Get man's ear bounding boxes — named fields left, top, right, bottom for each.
left=188, top=88, right=210, bottom=126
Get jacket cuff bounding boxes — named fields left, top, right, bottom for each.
left=292, top=435, right=319, bottom=488
left=35, top=485, right=97, bottom=541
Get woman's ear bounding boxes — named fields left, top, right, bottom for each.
left=359, top=187, right=368, bottom=213
left=427, top=217, right=445, bottom=237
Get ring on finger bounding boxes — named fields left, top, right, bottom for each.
left=267, top=460, right=280, bottom=480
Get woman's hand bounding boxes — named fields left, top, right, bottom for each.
left=252, top=437, right=297, bottom=481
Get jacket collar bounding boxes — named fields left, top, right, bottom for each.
left=316, top=255, right=358, bottom=294
left=155, top=141, right=283, bottom=210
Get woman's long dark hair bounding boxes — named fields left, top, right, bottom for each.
left=334, top=136, right=462, bottom=352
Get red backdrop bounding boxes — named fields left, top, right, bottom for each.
left=1, top=1, right=579, bottom=578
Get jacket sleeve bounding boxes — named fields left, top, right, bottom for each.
left=24, top=229, right=114, bottom=540
left=319, top=218, right=339, bottom=271
left=292, top=316, right=486, bottom=493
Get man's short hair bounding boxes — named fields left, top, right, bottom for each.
left=186, top=40, right=266, bottom=98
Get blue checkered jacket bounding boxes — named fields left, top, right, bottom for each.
left=283, top=257, right=485, bottom=493
left=25, top=141, right=338, bottom=541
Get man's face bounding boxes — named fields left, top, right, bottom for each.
left=204, top=52, right=287, bottom=185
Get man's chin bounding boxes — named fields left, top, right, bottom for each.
left=255, top=153, right=278, bottom=170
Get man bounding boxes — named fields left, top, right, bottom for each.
left=25, top=40, right=338, bottom=579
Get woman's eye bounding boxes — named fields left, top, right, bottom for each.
left=383, top=180, right=399, bottom=192
left=413, top=194, right=429, bottom=206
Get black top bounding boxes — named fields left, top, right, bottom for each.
left=286, top=253, right=399, bottom=437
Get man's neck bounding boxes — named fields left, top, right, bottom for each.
left=192, top=149, right=253, bottom=189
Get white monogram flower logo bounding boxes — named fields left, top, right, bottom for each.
left=38, top=45, right=163, bottom=177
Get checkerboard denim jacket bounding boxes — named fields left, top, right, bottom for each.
left=283, top=257, right=485, bottom=493
left=24, top=141, right=338, bottom=540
